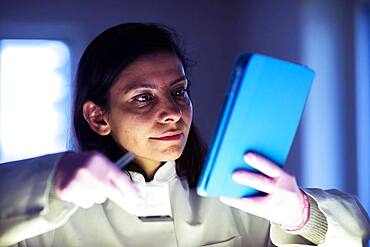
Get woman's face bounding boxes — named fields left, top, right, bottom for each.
left=106, top=52, right=192, bottom=167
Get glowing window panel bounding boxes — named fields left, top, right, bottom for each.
left=0, top=40, right=70, bottom=162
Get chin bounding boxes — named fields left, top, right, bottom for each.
left=158, top=145, right=184, bottom=161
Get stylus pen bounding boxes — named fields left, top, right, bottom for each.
left=115, top=152, right=135, bottom=170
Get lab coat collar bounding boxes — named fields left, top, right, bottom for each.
left=129, top=160, right=177, bottom=184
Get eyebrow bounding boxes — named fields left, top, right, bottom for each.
left=121, top=76, right=187, bottom=94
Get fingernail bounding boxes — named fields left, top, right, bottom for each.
left=232, top=171, right=243, bottom=183
left=232, top=171, right=241, bottom=178
left=244, top=152, right=255, bottom=162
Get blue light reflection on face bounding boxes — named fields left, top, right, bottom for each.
left=0, top=39, right=70, bottom=162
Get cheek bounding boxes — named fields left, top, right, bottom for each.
left=183, top=100, right=193, bottom=123
left=109, top=113, right=144, bottom=145
left=115, top=120, right=147, bottom=151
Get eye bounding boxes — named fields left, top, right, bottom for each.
left=172, top=88, right=188, bottom=97
left=133, top=93, right=154, bottom=102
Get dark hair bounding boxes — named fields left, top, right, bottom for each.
left=73, top=23, right=207, bottom=188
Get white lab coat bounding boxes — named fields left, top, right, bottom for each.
left=0, top=153, right=369, bottom=246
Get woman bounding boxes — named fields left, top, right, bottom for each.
left=0, top=23, right=369, bottom=247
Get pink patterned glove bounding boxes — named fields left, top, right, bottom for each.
left=220, top=152, right=310, bottom=231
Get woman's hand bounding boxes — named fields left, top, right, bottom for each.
left=220, top=152, right=310, bottom=231
left=54, top=151, right=144, bottom=214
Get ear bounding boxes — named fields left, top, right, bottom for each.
left=82, top=101, right=111, bottom=136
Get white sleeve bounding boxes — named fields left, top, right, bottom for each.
left=0, top=153, right=78, bottom=246
left=270, top=188, right=370, bottom=246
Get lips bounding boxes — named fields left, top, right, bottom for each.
left=150, top=130, right=184, bottom=141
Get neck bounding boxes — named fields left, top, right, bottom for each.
left=134, top=156, right=162, bottom=180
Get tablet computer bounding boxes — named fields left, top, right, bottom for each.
left=197, top=53, right=314, bottom=198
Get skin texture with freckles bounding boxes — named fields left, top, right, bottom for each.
left=104, top=52, right=193, bottom=178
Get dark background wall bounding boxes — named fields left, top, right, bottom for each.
left=0, top=0, right=301, bottom=141
left=0, top=0, right=369, bottom=212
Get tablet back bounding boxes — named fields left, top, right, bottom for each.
left=197, top=53, right=314, bottom=198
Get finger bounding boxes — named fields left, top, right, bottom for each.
left=105, top=185, right=146, bottom=216
left=105, top=182, right=135, bottom=208
left=74, top=168, right=111, bottom=204
left=93, top=194, right=108, bottom=204
left=244, top=152, right=282, bottom=178
left=220, top=196, right=265, bottom=208
left=109, top=166, right=140, bottom=193
left=76, top=200, right=95, bottom=209
left=58, top=181, right=96, bottom=208
left=78, top=154, right=142, bottom=204
left=232, top=170, right=276, bottom=193
left=107, top=169, right=142, bottom=198
left=102, top=170, right=145, bottom=209
left=79, top=180, right=108, bottom=204
left=73, top=186, right=107, bottom=205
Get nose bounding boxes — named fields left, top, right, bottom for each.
left=158, top=96, right=182, bottom=123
